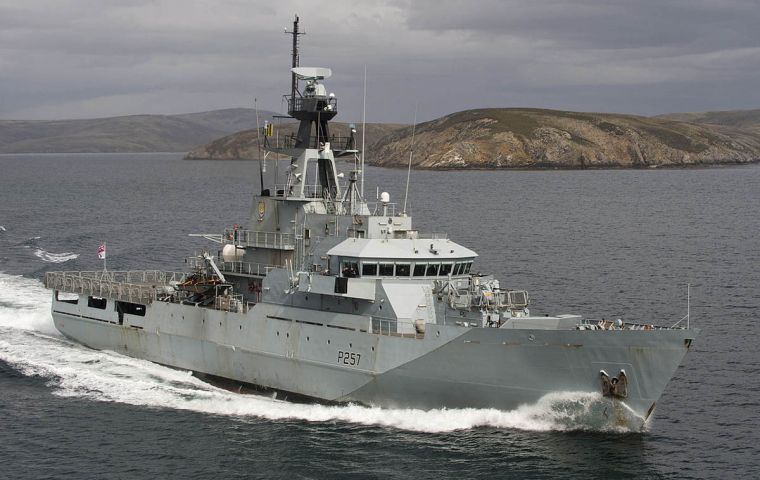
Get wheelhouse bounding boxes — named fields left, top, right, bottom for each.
left=328, top=238, right=477, bottom=279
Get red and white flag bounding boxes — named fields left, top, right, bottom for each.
left=97, top=244, right=106, bottom=259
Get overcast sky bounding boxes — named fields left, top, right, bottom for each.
left=2, top=0, right=760, bottom=123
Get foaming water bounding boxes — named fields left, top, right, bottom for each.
left=0, top=273, right=59, bottom=335
left=0, top=273, right=638, bottom=433
left=32, top=248, right=79, bottom=263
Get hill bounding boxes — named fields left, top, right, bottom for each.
left=656, top=108, right=760, bottom=131
left=369, top=108, right=760, bottom=169
left=0, top=108, right=276, bottom=153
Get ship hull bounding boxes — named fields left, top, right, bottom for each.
left=51, top=295, right=696, bottom=427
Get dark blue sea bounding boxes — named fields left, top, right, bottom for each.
left=1, top=153, right=758, bottom=479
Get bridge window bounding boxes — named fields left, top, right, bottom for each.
left=439, top=263, right=453, bottom=276
left=379, top=263, right=395, bottom=276
left=463, top=261, right=472, bottom=274
left=396, top=264, right=411, bottom=276
left=361, top=262, right=377, bottom=276
left=342, top=261, right=359, bottom=278
left=413, top=263, right=426, bottom=277
left=426, top=263, right=440, bottom=276
left=453, top=263, right=463, bottom=275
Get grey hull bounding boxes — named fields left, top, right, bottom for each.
left=52, top=298, right=695, bottom=424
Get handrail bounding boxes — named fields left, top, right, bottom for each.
left=287, top=95, right=338, bottom=115
left=370, top=315, right=425, bottom=339
left=223, top=229, right=295, bottom=250
left=218, top=261, right=282, bottom=276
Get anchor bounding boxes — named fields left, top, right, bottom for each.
left=600, top=369, right=629, bottom=399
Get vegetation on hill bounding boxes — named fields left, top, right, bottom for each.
left=369, top=108, right=760, bottom=169
left=657, top=108, right=760, bottom=129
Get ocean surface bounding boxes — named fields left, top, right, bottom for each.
left=0, top=153, right=758, bottom=479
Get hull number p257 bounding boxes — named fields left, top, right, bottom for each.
left=338, top=351, right=361, bottom=366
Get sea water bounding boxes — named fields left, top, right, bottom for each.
left=0, top=153, right=757, bottom=478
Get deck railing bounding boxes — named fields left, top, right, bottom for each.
left=218, top=261, right=282, bottom=277
left=223, top=229, right=295, bottom=250
left=45, top=270, right=187, bottom=304
left=370, top=316, right=425, bottom=339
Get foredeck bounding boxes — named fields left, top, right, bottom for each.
left=45, top=271, right=187, bottom=304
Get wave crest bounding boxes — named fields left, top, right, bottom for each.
left=33, top=249, right=78, bottom=263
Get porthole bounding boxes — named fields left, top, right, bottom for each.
left=276, top=331, right=280, bottom=336
left=349, top=343, right=353, bottom=348
left=307, top=336, right=310, bottom=341
left=239, top=325, right=242, bottom=330
left=327, top=339, right=331, bottom=345
left=286, top=332, right=289, bottom=338
left=371, top=346, right=375, bottom=352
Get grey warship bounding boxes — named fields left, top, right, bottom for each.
left=44, top=16, right=697, bottom=427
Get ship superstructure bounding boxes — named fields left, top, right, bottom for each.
left=44, top=16, right=697, bottom=428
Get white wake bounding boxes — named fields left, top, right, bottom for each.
left=33, top=249, right=79, bottom=263
left=0, top=272, right=638, bottom=433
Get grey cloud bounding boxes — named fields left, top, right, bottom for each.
left=1, top=0, right=759, bottom=122
left=405, top=0, right=760, bottom=51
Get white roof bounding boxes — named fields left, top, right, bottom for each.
left=382, top=282, right=427, bottom=319
left=327, top=238, right=477, bottom=261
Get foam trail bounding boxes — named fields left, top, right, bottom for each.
left=0, top=225, right=6, bottom=231
left=33, top=248, right=79, bottom=263
left=0, top=273, right=59, bottom=335
left=0, top=273, right=639, bottom=433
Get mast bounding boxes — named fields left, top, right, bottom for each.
left=286, top=15, right=304, bottom=105
left=260, top=16, right=357, bottom=207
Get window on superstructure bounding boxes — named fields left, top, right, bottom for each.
left=439, top=263, right=453, bottom=276
left=87, top=296, right=107, bottom=309
left=342, top=261, right=359, bottom=278
left=413, top=263, right=426, bottom=277
left=396, top=264, right=411, bottom=276
left=453, top=263, right=463, bottom=275
left=379, top=263, right=394, bottom=276
left=56, top=291, right=78, bottom=304
left=362, top=262, right=378, bottom=276
left=426, top=263, right=440, bottom=276
left=117, top=301, right=146, bottom=317
left=463, top=261, right=472, bottom=274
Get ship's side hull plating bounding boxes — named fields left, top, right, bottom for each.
left=51, top=296, right=695, bottom=422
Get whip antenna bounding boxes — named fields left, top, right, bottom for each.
left=360, top=65, right=367, bottom=199
left=254, top=98, right=264, bottom=193
left=402, top=102, right=418, bottom=216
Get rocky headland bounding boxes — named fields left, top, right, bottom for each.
left=186, top=108, right=760, bottom=169
left=369, top=109, right=760, bottom=169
